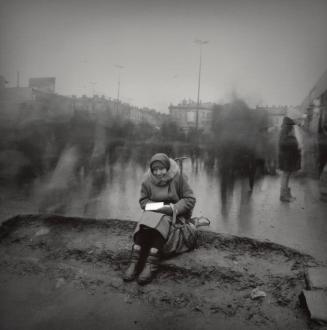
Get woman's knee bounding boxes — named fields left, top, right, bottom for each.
left=133, top=244, right=141, bottom=251
left=149, top=247, right=159, bottom=254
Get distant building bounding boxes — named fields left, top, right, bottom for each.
left=129, top=106, right=142, bottom=123
left=29, top=77, right=55, bottom=93
left=169, top=99, right=215, bottom=132
left=300, top=69, right=327, bottom=181
left=255, top=105, right=287, bottom=129
left=73, top=95, right=93, bottom=113
left=140, top=108, right=165, bottom=127
left=0, top=76, right=8, bottom=89
left=301, top=69, right=327, bottom=136
left=0, top=76, right=165, bottom=127
left=110, top=100, right=164, bottom=127
left=0, top=86, right=35, bottom=103
left=71, top=95, right=164, bottom=127
left=0, top=86, right=36, bottom=125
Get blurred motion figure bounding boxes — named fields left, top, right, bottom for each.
left=278, top=117, right=301, bottom=202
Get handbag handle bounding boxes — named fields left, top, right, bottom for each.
left=171, top=203, right=177, bottom=225
left=191, top=216, right=211, bottom=228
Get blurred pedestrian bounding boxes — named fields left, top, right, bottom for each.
left=278, top=117, right=301, bottom=202
left=123, top=153, right=196, bottom=285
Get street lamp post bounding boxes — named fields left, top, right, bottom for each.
left=194, top=39, right=208, bottom=132
left=115, top=64, right=124, bottom=113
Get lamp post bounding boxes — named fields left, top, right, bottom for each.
left=115, top=64, right=124, bottom=113
left=194, top=39, right=208, bottom=132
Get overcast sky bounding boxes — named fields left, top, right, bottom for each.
left=1, top=0, right=326, bottom=112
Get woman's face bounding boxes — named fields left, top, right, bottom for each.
left=151, top=161, right=168, bottom=179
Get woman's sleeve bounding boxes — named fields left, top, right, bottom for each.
left=139, top=181, right=151, bottom=210
left=174, top=174, right=196, bottom=215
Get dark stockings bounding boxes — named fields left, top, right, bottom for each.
left=134, top=226, right=165, bottom=251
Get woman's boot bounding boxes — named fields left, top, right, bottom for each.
left=280, top=187, right=291, bottom=202
left=287, top=188, right=296, bottom=201
left=137, top=248, right=160, bottom=285
left=123, top=245, right=141, bottom=282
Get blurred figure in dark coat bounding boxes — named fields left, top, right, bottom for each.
left=278, top=117, right=301, bottom=202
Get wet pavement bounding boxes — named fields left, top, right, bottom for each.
left=206, top=174, right=327, bottom=263
left=0, top=173, right=326, bottom=263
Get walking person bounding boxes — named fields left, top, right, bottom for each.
left=278, top=116, right=301, bottom=202
left=123, top=153, right=196, bottom=285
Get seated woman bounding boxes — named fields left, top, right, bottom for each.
left=123, top=153, right=196, bottom=285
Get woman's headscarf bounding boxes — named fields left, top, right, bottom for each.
left=149, top=153, right=171, bottom=171
left=148, top=153, right=179, bottom=186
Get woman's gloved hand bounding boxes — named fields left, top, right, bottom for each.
left=155, top=204, right=174, bottom=216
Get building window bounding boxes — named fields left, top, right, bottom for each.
left=187, top=111, right=196, bottom=123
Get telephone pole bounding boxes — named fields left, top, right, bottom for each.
left=194, top=39, right=208, bottom=132
left=115, top=64, right=124, bottom=113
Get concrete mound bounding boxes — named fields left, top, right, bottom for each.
left=0, top=214, right=324, bottom=330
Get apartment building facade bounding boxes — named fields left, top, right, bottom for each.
left=169, top=99, right=215, bottom=132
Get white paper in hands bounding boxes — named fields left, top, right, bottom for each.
left=145, top=202, right=164, bottom=211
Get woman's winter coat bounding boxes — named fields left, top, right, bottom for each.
left=134, top=158, right=196, bottom=240
left=278, top=118, right=301, bottom=172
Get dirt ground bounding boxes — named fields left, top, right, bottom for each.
left=0, top=214, right=326, bottom=330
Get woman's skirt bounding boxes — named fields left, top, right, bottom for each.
left=134, top=211, right=171, bottom=240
